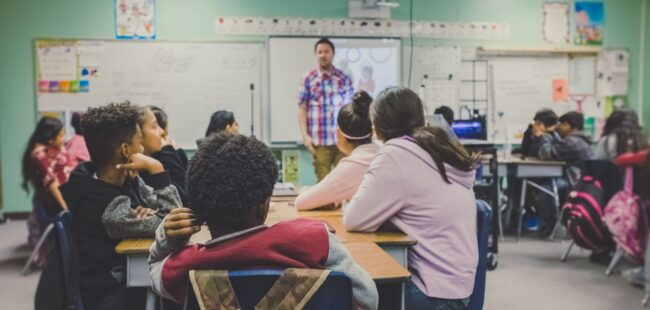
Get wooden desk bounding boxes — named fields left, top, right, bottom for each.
left=267, top=203, right=415, bottom=267
left=116, top=239, right=410, bottom=310
left=493, top=156, right=566, bottom=241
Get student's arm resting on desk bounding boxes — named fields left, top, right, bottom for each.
left=136, top=173, right=181, bottom=216
left=101, top=172, right=181, bottom=239
left=538, top=133, right=558, bottom=160
left=295, top=160, right=355, bottom=210
left=324, top=231, right=378, bottom=310
left=343, top=152, right=403, bottom=232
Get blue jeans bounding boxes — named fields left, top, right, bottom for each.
left=405, top=280, right=470, bottom=310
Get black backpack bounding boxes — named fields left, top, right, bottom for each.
left=561, top=175, right=615, bottom=251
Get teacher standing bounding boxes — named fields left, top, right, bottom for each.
left=298, top=38, right=354, bottom=181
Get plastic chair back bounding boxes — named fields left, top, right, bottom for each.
left=468, top=199, right=492, bottom=310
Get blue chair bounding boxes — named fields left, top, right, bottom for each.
left=468, top=199, right=493, bottom=310
left=34, top=211, right=84, bottom=310
left=184, top=269, right=352, bottom=310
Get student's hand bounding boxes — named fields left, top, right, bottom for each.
left=116, top=153, right=164, bottom=175
left=163, top=136, right=179, bottom=150
left=164, top=208, right=201, bottom=243
left=532, top=123, right=547, bottom=137
left=134, top=206, right=156, bottom=219
left=302, top=136, right=315, bottom=154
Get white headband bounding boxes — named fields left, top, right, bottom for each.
left=340, top=130, right=372, bottom=140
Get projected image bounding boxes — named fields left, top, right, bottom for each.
left=332, top=39, right=400, bottom=98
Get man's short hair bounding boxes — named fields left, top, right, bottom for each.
left=533, top=109, right=558, bottom=127
left=559, top=111, right=585, bottom=130
left=82, top=101, right=140, bottom=167
left=314, top=37, right=335, bottom=54
left=187, top=133, right=278, bottom=231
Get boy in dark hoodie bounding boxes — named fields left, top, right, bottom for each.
left=60, top=102, right=180, bottom=310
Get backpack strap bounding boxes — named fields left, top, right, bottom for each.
left=624, top=166, right=634, bottom=193
left=189, top=270, right=241, bottom=310
left=255, top=268, right=331, bottom=310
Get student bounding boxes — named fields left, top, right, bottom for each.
left=433, top=105, right=455, bottom=127
left=148, top=133, right=378, bottom=309
left=343, top=87, right=477, bottom=309
left=149, top=105, right=189, bottom=168
left=60, top=102, right=180, bottom=310
left=594, top=108, right=648, bottom=160
left=196, top=110, right=239, bottom=148
left=295, top=91, right=380, bottom=210
left=21, top=117, right=72, bottom=247
left=66, top=112, right=90, bottom=168
left=138, top=106, right=190, bottom=206
left=520, top=108, right=558, bottom=157
left=539, top=111, right=594, bottom=162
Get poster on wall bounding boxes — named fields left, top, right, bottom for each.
left=115, top=0, right=156, bottom=40
left=543, top=2, right=570, bottom=44
left=574, top=1, right=603, bottom=45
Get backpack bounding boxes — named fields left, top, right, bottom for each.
left=603, top=167, right=649, bottom=263
left=561, top=175, right=614, bottom=251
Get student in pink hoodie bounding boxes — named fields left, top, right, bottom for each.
left=344, top=87, right=478, bottom=309
left=295, top=91, right=380, bottom=210
left=66, top=112, right=90, bottom=169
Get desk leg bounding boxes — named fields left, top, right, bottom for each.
left=517, top=179, right=527, bottom=242
left=145, top=288, right=156, bottom=310
left=401, top=282, right=405, bottom=310
left=549, top=178, right=562, bottom=240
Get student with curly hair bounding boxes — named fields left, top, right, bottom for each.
left=295, top=90, right=379, bottom=210
left=59, top=101, right=180, bottom=310
left=148, top=133, right=378, bottom=309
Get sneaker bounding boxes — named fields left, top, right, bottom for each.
left=589, top=249, right=613, bottom=265
left=622, top=267, right=646, bottom=287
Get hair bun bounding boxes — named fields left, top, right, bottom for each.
left=352, top=90, right=373, bottom=117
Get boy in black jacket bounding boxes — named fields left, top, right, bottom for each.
left=60, top=102, right=180, bottom=310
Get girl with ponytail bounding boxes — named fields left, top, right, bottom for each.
left=344, top=86, right=478, bottom=309
left=295, top=91, right=380, bottom=210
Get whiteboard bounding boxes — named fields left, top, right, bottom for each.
left=403, top=46, right=462, bottom=116
left=488, top=55, right=572, bottom=143
left=269, top=37, right=401, bottom=143
left=36, top=40, right=264, bottom=149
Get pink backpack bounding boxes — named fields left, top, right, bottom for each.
left=603, top=167, right=649, bottom=263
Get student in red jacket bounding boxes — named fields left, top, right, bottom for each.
left=148, top=133, right=378, bottom=309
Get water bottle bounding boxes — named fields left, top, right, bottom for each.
left=504, top=140, right=512, bottom=161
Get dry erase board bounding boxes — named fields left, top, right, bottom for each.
left=35, top=39, right=265, bottom=149
left=487, top=55, right=574, bottom=143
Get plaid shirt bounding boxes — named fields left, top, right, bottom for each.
left=298, top=67, right=354, bottom=146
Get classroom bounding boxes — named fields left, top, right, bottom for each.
left=1, top=0, right=650, bottom=309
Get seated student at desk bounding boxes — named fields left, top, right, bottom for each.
left=196, top=110, right=239, bottom=148
left=149, top=133, right=378, bottom=309
left=533, top=111, right=594, bottom=237
left=60, top=102, right=181, bottom=310
left=594, top=108, right=648, bottom=161
left=343, top=87, right=478, bottom=309
left=295, top=91, right=380, bottom=210
left=520, top=108, right=558, bottom=157
left=138, top=106, right=190, bottom=206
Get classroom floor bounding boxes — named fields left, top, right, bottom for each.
left=0, top=219, right=644, bottom=310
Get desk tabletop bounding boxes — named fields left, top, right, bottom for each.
left=115, top=239, right=410, bottom=281
left=498, top=155, right=565, bottom=166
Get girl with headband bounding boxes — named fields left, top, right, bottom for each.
left=295, top=90, right=380, bottom=210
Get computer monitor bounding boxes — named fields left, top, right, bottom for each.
left=452, top=119, right=487, bottom=140
left=426, top=114, right=458, bottom=141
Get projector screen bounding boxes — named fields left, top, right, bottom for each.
left=269, top=37, right=401, bottom=143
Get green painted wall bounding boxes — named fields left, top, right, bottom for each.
left=0, top=0, right=645, bottom=213
left=645, top=0, right=650, bottom=129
